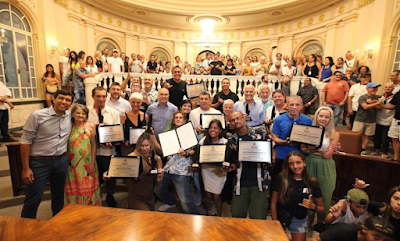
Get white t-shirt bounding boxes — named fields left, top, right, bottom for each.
left=59, top=56, right=71, bottom=74
left=106, top=96, right=131, bottom=116
left=282, top=66, right=296, bottom=76
left=86, top=65, right=98, bottom=74
left=273, top=58, right=287, bottom=67
left=189, top=107, right=221, bottom=140
left=108, top=57, right=124, bottom=73
left=142, top=62, right=147, bottom=73
left=377, top=95, right=395, bottom=126
left=101, top=55, right=109, bottom=71
left=344, top=58, right=356, bottom=69
left=269, top=64, right=283, bottom=75
left=348, top=83, right=367, bottom=111
left=393, top=84, right=400, bottom=95
left=130, top=60, right=142, bottom=73
left=203, top=59, right=212, bottom=69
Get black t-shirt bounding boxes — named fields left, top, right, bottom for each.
left=225, top=65, right=236, bottom=75
left=320, top=223, right=358, bottom=241
left=147, top=61, right=157, bottom=71
left=167, top=78, right=187, bottom=107
left=272, top=175, right=322, bottom=219
left=389, top=216, right=400, bottom=241
left=238, top=134, right=258, bottom=188
left=211, top=90, right=239, bottom=112
left=390, top=92, right=400, bottom=120
left=210, top=61, right=224, bottom=75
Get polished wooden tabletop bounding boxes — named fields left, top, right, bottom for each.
left=0, top=215, right=47, bottom=241
left=27, top=205, right=288, bottom=241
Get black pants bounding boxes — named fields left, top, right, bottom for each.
left=270, top=158, right=284, bottom=188
left=374, top=124, right=390, bottom=153
left=349, top=111, right=357, bottom=126
left=0, top=109, right=10, bottom=140
left=221, top=170, right=235, bottom=203
left=96, top=155, right=116, bottom=195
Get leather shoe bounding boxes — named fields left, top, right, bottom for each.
left=106, top=194, right=117, bottom=207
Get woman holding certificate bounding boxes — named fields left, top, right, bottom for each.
left=125, top=133, right=163, bottom=211
left=300, top=107, right=340, bottom=224
left=199, top=119, right=228, bottom=216
left=64, top=104, right=101, bottom=206
left=163, top=99, right=192, bottom=132
left=120, top=93, right=149, bottom=155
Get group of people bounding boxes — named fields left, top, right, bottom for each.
left=21, top=52, right=400, bottom=240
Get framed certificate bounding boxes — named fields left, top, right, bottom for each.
left=200, top=114, right=226, bottom=129
left=158, top=122, right=199, bottom=157
left=238, top=139, right=272, bottom=163
left=97, top=124, right=124, bottom=144
left=288, top=123, right=325, bottom=147
left=199, top=145, right=226, bottom=163
left=108, top=156, right=143, bottom=178
left=186, top=83, right=206, bottom=99
left=129, top=128, right=146, bottom=144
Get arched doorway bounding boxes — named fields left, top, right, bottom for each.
left=298, top=40, right=324, bottom=57
left=197, top=50, right=215, bottom=61
left=96, top=38, right=120, bottom=53
left=243, top=48, right=267, bottom=61
left=0, top=2, right=37, bottom=99
left=149, top=47, right=170, bottom=62
left=392, top=30, right=400, bottom=71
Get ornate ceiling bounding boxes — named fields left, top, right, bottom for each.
left=80, top=0, right=344, bottom=31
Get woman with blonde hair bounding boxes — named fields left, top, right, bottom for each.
left=94, top=50, right=104, bottom=73
left=301, top=106, right=340, bottom=223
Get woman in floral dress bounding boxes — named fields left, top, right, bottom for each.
left=64, top=104, right=101, bottom=206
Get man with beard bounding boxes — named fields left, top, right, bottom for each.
left=106, top=82, right=131, bottom=117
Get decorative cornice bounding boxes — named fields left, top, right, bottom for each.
left=342, top=13, right=359, bottom=24
left=359, top=0, right=375, bottom=7
left=54, top=0, right=67, bottom=8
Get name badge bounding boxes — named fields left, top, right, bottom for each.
left=246, top=116, right=253, bottom=122
left=303, top=188, right=309, bottom=194
left=150, top=169, right=158, bottom=174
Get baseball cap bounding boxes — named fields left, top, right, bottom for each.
left=113, top=49, right=118, bottom=53
left=366, top=82, right=381, bottom=88
left=346, top=188, right=370, bottom=205
left=364, top=216, right=395, bottom=239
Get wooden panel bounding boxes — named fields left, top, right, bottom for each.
left=27, top=205, right=288, bottom=241
left=0, top=216, right=46, bottom=241
left=6, top=144, right=24, bottom=196
left=333, top=153, right=400, bottom=202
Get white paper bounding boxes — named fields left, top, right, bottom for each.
left=238, top=140, right=272, bottom=163
left=108, top=156, right=141, bottom=178
left=158, top=130, right=181, bottom=157
left=176, top=122, right=199, bottom=150
left=201, top=114, right=226, bottom=129
left=129, top=128, right=146, bottom=144
left=199, top=145, right=226, bottom=163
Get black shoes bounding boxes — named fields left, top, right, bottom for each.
left=106, top=194, right=117, bottom=207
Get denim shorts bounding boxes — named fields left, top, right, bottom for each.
left=288, top=217, right=308, bottom=233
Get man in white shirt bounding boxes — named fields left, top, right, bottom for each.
left=189, top=91, right=221, bottom=140
left=101, top=48, right=109, bottom=72
left=258, top=75, right=275, bottom=99
left=282, top=60, right=296, bottom=78
left=59, top=48, right=71, bottom=91
left=269, top=61, right=283, bottom=81
left=0, top=82, right=17, bottom=143
left=106, top=82, right=131, bottom=116
left=202, top=53, right=212, bottom=71
left=108, top=49, right=124, bottom=73
left=390, top=70, right=400, bottom=94
left=347, top=74, right=368, bottom=130
left=87, top=86, right=120, bottom=207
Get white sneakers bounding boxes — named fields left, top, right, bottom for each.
left=158, top=204, right=176, bottom=212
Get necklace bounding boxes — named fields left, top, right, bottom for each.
left=293, top=177, right=302, bottom=181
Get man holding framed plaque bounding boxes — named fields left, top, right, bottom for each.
left=87, top=86, right=121, bottom=207
left=272, top=96, right=312, bottom=183
left=226, top=111, right=271, bottom=220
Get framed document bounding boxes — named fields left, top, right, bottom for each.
left=129, top=128, right=146, bottom=144
left=97, top=124, right=124, bottom=144
left=186, top=83, right=206, bottom=99
left=200, top=114, right=226, bottom=129
left=199, top=145, right=226, bottom=163
left=108, top=156, right=143, bottom=178
left=158, top=122, right=198, bottom=157
left=238, top=139, right=272, bottom=163
left=288, top=123, right=325, bottom=147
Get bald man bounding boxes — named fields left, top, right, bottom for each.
left=233, top=85, right=265, bottom=126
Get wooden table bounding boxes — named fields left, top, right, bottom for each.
left=27, top=205, right=288, bottom=241
left=0, top=216, right=46, bottom=241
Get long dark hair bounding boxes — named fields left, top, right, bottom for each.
left=44, top=64, right=55, bottom=78
left=86, top=56, right=94, bottom=66
left=69, top=51, right=77, bottom=64
left=325, top=56, right=334, bottom=67
left=180, top=99, right=191, bottom=120
left=77, top=51, right=86, bottom=60
left=383, top=187, right=400, bottom=219
left=278, top=151, right=316, bottom=204
left=204, top=119, right=223, bottom=144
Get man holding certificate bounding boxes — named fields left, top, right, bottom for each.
left=226, top=111, right=271, bottom=220
left=233, top=85, right=265, bottom=127
left=87, top=86, right=120, bottom=207
left=271, top=96, right=312, bottom=183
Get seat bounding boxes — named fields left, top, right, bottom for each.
left=336, top=129, right=363, bottom=155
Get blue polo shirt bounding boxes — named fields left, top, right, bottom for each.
left=272, top=113, right=312, bottom=159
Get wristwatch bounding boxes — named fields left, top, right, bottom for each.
left=313, top=205, right=318, bottom=212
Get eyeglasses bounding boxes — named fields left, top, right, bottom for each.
left=230, top=116, right=243, bottom=122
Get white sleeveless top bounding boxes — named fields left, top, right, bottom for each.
left=319, top=135, right=331, bottom=151
left=332, top=200, right=368, bottom=224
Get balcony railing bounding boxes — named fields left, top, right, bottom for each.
left=84, top=73, right=325, bottom=107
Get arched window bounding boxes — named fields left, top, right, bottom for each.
left=0, top=2, right=36, bottom=99
left=197, top=50, right=215, bottom=61
left=393, top=30, right=400, bottom=71
left=96, top=38, right=120, bottom=54
left=244, top=48, right=267, bottom=61
left=150, top=48, right=170, bottom=62
left=298, top=41, right=324, bottom=57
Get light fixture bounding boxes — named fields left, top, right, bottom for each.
left=0, top=29, right=8, bottom=47
left=50, top=41, right=67, bottom=55
left=199, top=18, right=216, bottom=38
left=364, top=44, right=373, bottom=59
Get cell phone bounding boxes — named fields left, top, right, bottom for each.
left=272, top=46, right=277, bottom=49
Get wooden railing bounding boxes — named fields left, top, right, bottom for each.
left=84, top=73, right=324, bottom=106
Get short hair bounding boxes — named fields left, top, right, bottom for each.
left=223, top=99, right=234, bottom=108
left=173, top=110, right=187, bottom=122
left=110, top=82, right=121, bottom=88
left=92, top=86, right=106, bottom=96
left=71, top=104, right=89, bottom=123
left=180, top=99, right=192, bottom=109
left=199, top=91, right=210, bottom=98
left=222, top=78, right=230, bottom=83
left=272, top=89, right=285, bottom=97
left=287, top=95, right=303, bottom=104
left=243, top=84, right=255, bottom=92
left=333, top=70, right=342, bottom=75
left=172, top=66, right=181, bottom=72
left=261, top=75, right=268, bottom=81
left=259, top=85, right=271, bottom=93
left=129, top=92, right=143, bottom=101
left=54, top=90, right=74, bottom=103
left=358, top=65, right=370, bottom=73
left=393, top=70, right=400, bottom=76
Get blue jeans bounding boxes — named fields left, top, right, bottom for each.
left=21, top=155, right=69, bottom=219
left=74, top=89, right=85, bottom=105
left=326, top=104, right=343, bottom=127
left=155, top=172, right=199, bottom=214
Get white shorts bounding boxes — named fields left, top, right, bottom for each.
left=61, top=73, right=72, bottom=87
left=388, top=119, right=400, bottom=139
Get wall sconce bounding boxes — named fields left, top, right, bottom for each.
left=364, top=45, right=373, bottom=59
left=51, top=41, right=67, bottom=55
left=0, top=29, right=8, bottom=47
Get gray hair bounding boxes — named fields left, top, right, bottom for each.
left=129, top=92, right=143, bottom=101
left=223, top=99, right=234, bottom=108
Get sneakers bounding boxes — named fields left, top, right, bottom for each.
left=360, top=151, right=368, bottom=156
left=106, top=194, right=117, bottom=207
left=158, top=203, right=176, bottom=212
left=194, top=196, right=202, bottom=206
left=342, top=120, right=347, bottom=126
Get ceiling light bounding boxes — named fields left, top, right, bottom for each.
left=199, top=18, right=216, bottom=38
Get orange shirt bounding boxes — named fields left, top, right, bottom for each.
left=322, top=80, right=349, bottom=104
